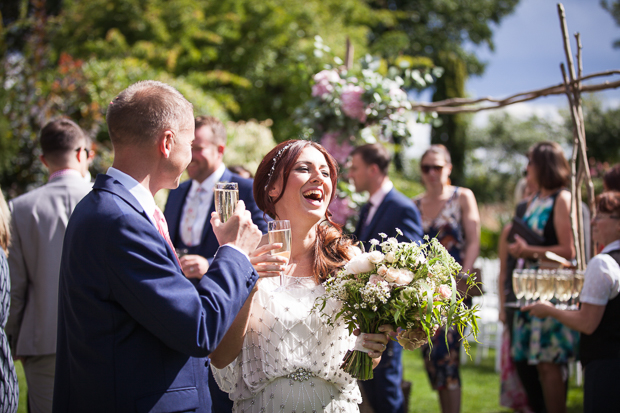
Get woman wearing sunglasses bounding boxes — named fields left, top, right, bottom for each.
left=413, top=144, right=481, bottom=413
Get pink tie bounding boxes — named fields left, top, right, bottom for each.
left=153, top=206, right=181, bottom=266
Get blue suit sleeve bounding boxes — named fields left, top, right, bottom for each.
left=104, top=214, right=258, bottom=357
left=397, top=203, right=423, bottom=244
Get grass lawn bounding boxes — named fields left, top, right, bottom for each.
left=13, top=345, right=583, bottom=413
left=402, top=345, right=584, bottom=413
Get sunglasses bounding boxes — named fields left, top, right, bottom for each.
left=75, top=147, right=91, bottom=158
left=421, top=164, right=444, bottom=174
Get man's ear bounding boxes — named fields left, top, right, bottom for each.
left=217, top=144, right=225, bottom=156
left=159, top=130, right=174, bottom=158
left=39, top=154, right=49, bottom=169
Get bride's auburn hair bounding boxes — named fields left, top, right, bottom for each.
left=254, top=140, right=356, bottom=281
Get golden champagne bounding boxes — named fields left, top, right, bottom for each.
left=215, top=188, right=239, bottom=223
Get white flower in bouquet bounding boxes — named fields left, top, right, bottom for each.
left=367, top=251, right=385, bottom=264
left=385, top=251, right=396, bottom=263
left=344, top=253, right=375, bottom=275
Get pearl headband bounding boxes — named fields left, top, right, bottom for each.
left=264, top=143, right=294, bottom=190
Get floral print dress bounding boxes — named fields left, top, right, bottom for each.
left=511, top=193, right=580, bottom=364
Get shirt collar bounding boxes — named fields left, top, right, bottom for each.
left=601, top=239, right=620, bottom=254
left=189, top=163, right=227, bottom=196
left=368, top=180, right=393, bottom=207
left=106, top=167, right=157, bottom=223
left=49, top=168, right=83, bottom=181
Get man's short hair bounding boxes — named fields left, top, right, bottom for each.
left=195, top=116, right=227, bottom=146
left=351, top=143, right=391, bottom=175
left=39, top=118, right=86, bottom=163
left=106, top=80, right=194, bottom=147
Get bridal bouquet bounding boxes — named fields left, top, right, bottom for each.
left=316, top=231, right=480, bottom=380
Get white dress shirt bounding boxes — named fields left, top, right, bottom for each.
left=580, top=239, right=620, bottom=305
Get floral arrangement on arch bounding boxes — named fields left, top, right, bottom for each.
left=316, top=232, right=480, bottom=380
left=294, top=53, right=441, bottom=227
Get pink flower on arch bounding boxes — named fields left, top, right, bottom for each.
left=320, top=132, right=353, bottom=164
left=340, top=84, right=367, bottom=123
left=312, top=70, right=340, bottom=98
left=328, top=196, right=355, bottom=226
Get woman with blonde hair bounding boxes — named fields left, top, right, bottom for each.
left=0, top=190, right=19, bottom=412
left=413, top=144, right=480, bottom=413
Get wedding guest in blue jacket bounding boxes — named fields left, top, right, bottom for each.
left=53, top=80, right=265, bottom=413
left=349, top=143, right=423, bottom=413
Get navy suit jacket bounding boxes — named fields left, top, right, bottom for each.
left=354, top=187, right=423, bottom=245
left=53, top=174, right=259, bottom=413
left=164, top=169, right=267, bottom=261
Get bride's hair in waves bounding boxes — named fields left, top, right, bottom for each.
left=254, top=140, right=355, bottom=282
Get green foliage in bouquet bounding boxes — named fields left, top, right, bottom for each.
left=316, top=231, right=480, bottom=380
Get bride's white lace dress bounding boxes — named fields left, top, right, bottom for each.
left=211, top=275, right=361, bottom=412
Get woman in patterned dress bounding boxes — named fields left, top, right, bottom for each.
left=0, top=190, right=18, bottom=413
left=523, top=190, right=620, bottom=413
left=508, top=141, right=578, bottom=413
left=413, top=144, right=480, bottom=413
left=209, top=140, right=391, bottom=412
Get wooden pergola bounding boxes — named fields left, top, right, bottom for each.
left=405, top=4, right=620, bottom=269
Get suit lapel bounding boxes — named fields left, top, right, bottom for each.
left=167, top=181, right=192, bottom=244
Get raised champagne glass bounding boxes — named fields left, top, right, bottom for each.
left=268, top=220, right=292, bottom=287
left=214, top=182, right=239, bottom=223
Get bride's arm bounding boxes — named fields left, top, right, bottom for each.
left=209, top=241, right=286, bottom=368
left=209, top=290, right=256, bottom=369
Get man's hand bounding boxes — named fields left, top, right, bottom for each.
left=180, top=254, right=209, bottom=279
left=211, top=200, right=262, bottom=256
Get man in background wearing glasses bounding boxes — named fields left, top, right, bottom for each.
left=6, top=118, right=92, bottom=413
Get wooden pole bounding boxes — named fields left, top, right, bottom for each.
left=345, top=37, right=354, bottom=71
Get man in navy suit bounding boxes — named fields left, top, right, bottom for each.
left=53, top=80, right=264, bottom=413
left=348, top=143, right=423, bottom=413
left=164, top=116, right=267, bottom=412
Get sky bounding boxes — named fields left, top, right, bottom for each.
left=409, top=0, right=620, bottom=157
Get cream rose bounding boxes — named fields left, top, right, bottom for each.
left=344, top=253, right=375, bottom=275
left=393, top=269, right=414, bottom=285
left=385, top=252, right=396, bottom=263
left=368, top=251, right=385, bottom=264
left=369, top=274, right=383, bottom=285
left=377, top=265, right=388, bottom=277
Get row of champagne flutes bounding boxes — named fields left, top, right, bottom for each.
left=512, top=268, right=585, bottom=309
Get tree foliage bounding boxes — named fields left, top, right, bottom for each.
left=570, top=95, right=620, bottom=164
left=601, top=0, right=620, bottom=48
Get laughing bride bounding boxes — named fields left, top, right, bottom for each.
left=209, top=140, right=391, bottom=412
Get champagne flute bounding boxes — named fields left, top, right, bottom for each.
left=523, top=269, right=536, bottom=305
left=571, top=269, right=585, bottom=310
left=512, top=269, right=525, bottom=307
left=268, top=220, right=292, bottom=287
left=554, top=269, right=573, bottom=309
left=535, top=270, right=554, bottom=302
left=214, top=182, right=239, bottom=223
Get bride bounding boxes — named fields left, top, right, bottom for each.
left=209, top=140, right=391, bottom=412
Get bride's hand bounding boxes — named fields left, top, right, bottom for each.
left=249, top=243, right=287, bottom=278
left=353, top=324, right=393, bottom=367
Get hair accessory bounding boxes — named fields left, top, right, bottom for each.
left=264, top=143, right=294, bottom=190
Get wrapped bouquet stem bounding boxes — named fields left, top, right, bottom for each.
left=317, top=231, right=480, bottom=380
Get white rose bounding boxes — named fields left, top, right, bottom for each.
left=377, top=265, right=388, bottom=277
left=345, top=253, right=375, bottom=275
left=393, top=269, right=414, bottom=286
left=384, top=268, right=400, bottom=283
left=369, top=274, right=383, bottom=285
left=385, top=252, right=396, bottom=263
left=368, top=251, right=385, bottom=264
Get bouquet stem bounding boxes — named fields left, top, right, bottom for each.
left=341, top=349, right=374, bottom=381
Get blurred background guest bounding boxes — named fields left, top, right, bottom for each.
left=6, top=119, right=92, bottom=413
left=603, top=163, right=620, bottom=192
left=523, top=190, right=620, bottom=413
left=507, top=141, right=578, bottom=413
left=0, top=190, right=18, bottom=413
left=228, top=164, right=253, bottom=179
left=413, top=144, right=480, bottom=413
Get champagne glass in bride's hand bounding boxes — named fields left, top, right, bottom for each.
left=215, top=182, right=239, bottom=223
left=268, top=220, right=291, bottom=286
